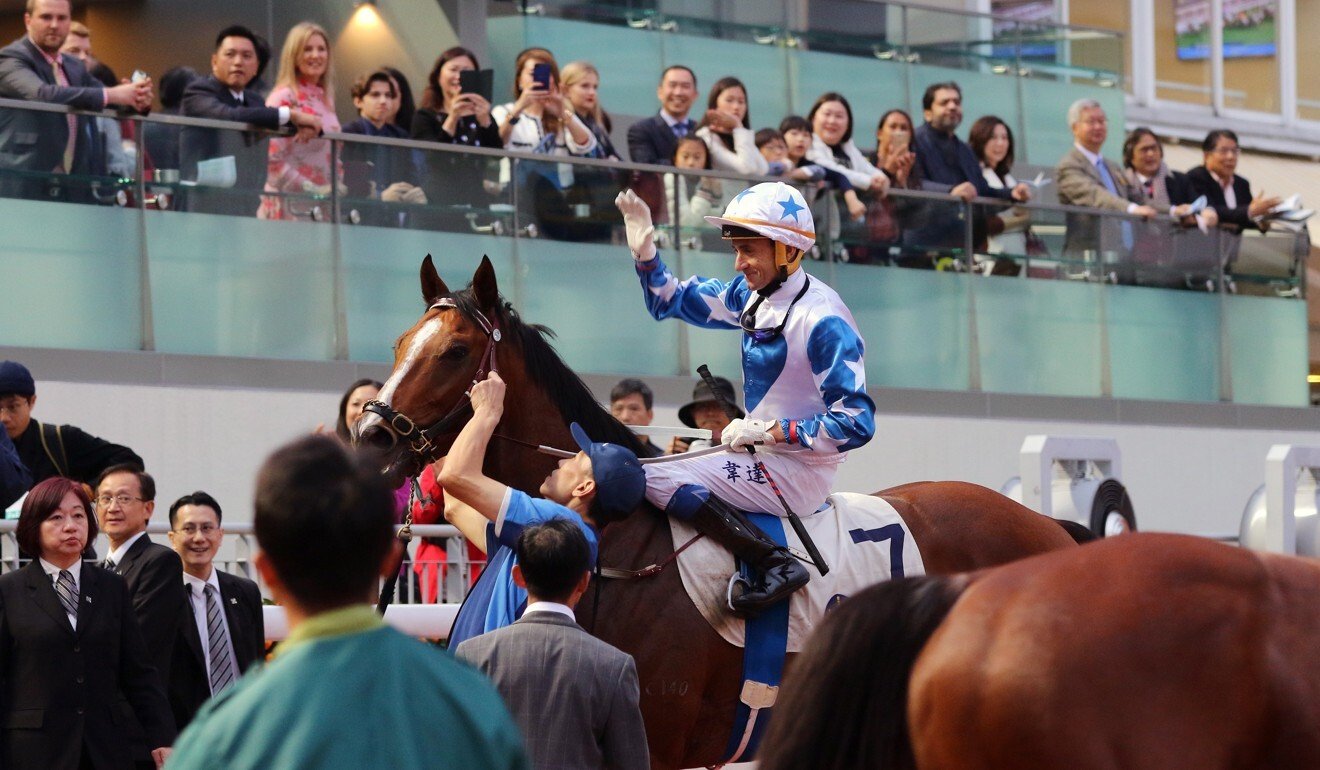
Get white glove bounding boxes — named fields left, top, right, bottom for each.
left=615, top=189, right=657, bottom=262
left=721, top=418, right=776, bottom=450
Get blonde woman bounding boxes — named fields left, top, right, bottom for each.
left=560, top=60, right=618, bottom=159
left=258, top=21, right=341, bottom=220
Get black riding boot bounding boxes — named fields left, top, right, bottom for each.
left=688, top=494, right=810, bottom=615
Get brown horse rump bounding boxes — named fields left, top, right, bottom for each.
left=671, top=492, right=926, bottom=650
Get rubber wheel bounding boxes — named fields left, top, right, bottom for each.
left=1089, top=479, right=1136, bottom=537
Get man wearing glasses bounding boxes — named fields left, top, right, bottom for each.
left=93, top=463, right=187, bottom=764
left=166, top=491, right=264, bottom=730
left=614, top=181, right=875, bottom=613
left=0, top=360, right=142, bottom=491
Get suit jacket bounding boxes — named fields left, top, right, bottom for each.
left=0, top=36, right=104, bottom=194
left=1056, top=146, right=1143, bottom=256
left=179, top=74, right=282, bottom=215
left=626, top=114, right=682, bottom=166
left=456, top=611, right=648, bottom=770
left=112, top=536, right=186, bottom=690
left=168, top=569, right=264, bottom=730
left=1185, top=165, right=1261, bottom=233
left=0, top=561, right=175, bottom=770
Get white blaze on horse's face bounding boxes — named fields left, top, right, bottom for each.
left=356, top=315, right=443, bottom=440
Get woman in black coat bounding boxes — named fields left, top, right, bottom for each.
left=0, top=477, right=175, bottom=769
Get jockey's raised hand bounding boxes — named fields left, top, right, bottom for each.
left=615, top=189, right=657, bottom=262
left=721, top=418, right=777, bottom=450
left=469, top=371, right=506, bottom=420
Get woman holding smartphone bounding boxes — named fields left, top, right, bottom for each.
left=411, top=46, right=500, bottom=208
left=493, top=48, right=596, bottom=157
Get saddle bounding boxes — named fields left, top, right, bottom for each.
left=668, top=492, right=926, bottom=652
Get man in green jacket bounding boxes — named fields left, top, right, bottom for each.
left=168, top=435, right=528, bottom=770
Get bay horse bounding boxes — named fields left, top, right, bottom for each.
left=355, top=255, right=1083, bottom=769
left=757, top=532, right=1320, bottom=770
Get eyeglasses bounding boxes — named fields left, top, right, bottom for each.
left=1212, top=146, right=1241, bottom=156
left=95, top=494, right=144, bottom=508
left=175, top=524, right=219, bottom=536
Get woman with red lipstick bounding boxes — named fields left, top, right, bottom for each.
left=0, top=477, right=176, bottom=769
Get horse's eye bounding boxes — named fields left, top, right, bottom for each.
left=440, top=346, right=468, bottom=361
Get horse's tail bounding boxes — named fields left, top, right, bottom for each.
left=1053, top=517, right=1099, bottom=544
left=758, top=575, right=968, bottom=770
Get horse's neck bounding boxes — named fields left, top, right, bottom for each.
left=488, top=365, right=570, bottom=494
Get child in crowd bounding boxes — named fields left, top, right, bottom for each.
left=777, top=117, right=865, bottom=220
left=665, top=136, right=723, bottom=230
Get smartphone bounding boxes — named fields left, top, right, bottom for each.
left=890, top=129, right=910, bottom=153
left=531, top=62, right=552, bottom=91
left=131, top=69, right=148, bottom=83
left=458, top=68, right=492, bottom=102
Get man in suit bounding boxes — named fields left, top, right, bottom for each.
left=179, top=24, right=320, bottom=215
left=94, top=464, right=187, bottom=767
left=1056, top=98, right=1157, bottom=260
left=456, top=519, right=648, bottom=770
left=166, top=490, right=264, bottom=730
left=627, top=64, right=697, bottom=166
left=0, top=0, right=151, bottom=199
left=1186, top=128, right=1280, bottom=234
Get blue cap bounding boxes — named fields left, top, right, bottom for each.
left=570, top=422, right=646, bottom=518
left=0, top=361, right=34, bottom=397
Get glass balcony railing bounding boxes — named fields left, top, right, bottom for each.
left=493, top=0, right=1126, bottom=165
left=0, top=98, right=1307, bottom=406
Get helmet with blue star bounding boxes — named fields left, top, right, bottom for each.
left=704, top=181, right=815, bottom=281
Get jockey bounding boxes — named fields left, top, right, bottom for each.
left=615, top=181, right=876, bottom=614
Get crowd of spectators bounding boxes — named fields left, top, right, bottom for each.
left=0, top=0, right=1288, bottom=283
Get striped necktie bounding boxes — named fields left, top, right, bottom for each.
left=55, top=570, right=78, bottom=624
left=202, top=584, right=237, bottom=693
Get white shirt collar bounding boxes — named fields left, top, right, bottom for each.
left=1208, top=169, right=1233, bottom=188
left=39, top=557, right=81, bottom=583
left=523, top=601, right=575, bottom=621
left=182, top=567, right=220, bottom=595
left=659, top=110, right=689, bottom=129
left=106, top=530, right=148, bottom=564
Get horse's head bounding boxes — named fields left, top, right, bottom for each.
left=355, top=254, right=503, bottom=485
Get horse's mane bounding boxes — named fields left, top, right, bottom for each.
left=446, top=287, right=650, bottom=457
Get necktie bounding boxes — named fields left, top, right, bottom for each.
left=1095, top=158, right=1133, bottom=250
left=55, top=570, right=78, bottom=624
left=672, top=120, right=691, bottom=139
left=51, top=56, right=77, bottom=173
left=203, top=584, right=237, bottom=694
left=101, top=558, right=117, bottom=573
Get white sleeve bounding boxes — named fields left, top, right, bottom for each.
left=563, top=112, right=599, bottom=155
left=806, top=136, right=875, bottom=189
left=702, top=126, right=768, bottom=176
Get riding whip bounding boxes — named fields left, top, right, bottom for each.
left=697, top=364, right=830, bottom=575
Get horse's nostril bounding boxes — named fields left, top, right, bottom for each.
left=358, top=424, right=396, bottom=451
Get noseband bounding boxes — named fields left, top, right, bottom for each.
left=361, top=297, right=501, bottom=465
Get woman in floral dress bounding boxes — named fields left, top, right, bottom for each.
left=258, top=21, right=340, bottom=220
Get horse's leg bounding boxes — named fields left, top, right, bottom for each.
left=880, top=480, right=1076, bottom=574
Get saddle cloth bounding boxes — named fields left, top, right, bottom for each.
left=669, top=492, right=926, bottom=652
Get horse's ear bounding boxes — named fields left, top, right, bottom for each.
left=472, top=255, right=499, bottom=310
left=420, top=254, right=449, bottom=305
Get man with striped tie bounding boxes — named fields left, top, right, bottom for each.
left=166, top=491, right=264, bottom=729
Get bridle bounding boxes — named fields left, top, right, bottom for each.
left=361, top=297, right=501, bottom=466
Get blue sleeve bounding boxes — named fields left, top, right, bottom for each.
left=0, top=430, right=30, bottom=511
left=496, top=491, right=598, bottom=561
left=635, top=252, right=745, bottom=330
left=820, top=167, right=854, bottom=192
left=782, top=316, right=875, bottom=453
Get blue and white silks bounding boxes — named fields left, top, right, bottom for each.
left=635, top=254, right=876, bottom=516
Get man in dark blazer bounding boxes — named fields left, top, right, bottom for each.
left=456, top=520, right=649, bottom=770
left=166, top=491, right=265, bottom=729
left=1185, top=128, right=1280, bottom=234
left=0, top=0, right=151, bottom=198
left=179, top=24, right=320, bottom=215
left=94, top=464, right=187, bottom=767
left=0, top=481, right=174, bottom=770
left=626, top=64, right=697, bottom=166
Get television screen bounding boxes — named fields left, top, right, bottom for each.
left=1175, top=0, right=1276, bottom=61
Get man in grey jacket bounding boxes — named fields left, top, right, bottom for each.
left=456, top=520, right=649, bottom=770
